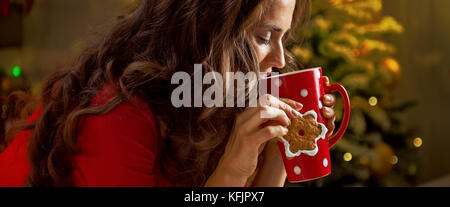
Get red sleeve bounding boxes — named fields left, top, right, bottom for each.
left=0, top=105, right=42, bottom=187
left=71, top=100, right=164, bottom=187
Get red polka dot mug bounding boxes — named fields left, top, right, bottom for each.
left=263, top=67, right=351, bottom=183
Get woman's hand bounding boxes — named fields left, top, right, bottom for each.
left=322, top=77, right=337, bottom=137
left=252, top=77, right=337, bottom=187
left=205, top=94, right=302, bottom=187
left=250, top=97, right=301, bottom=187
left=205, top=76, right=336, bottom=187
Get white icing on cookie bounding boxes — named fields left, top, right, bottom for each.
left=279, top=110, right=328, bottom=158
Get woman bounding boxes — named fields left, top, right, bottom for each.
left=0, top=0, right=337, bottom=187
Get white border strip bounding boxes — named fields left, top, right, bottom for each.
left=265, top=67, right=321, bottom=79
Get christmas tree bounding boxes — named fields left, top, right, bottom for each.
left=287, top=0, right=420, bottom=186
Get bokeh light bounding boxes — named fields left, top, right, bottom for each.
left=343, top=152, right=353, bottom=162
left=12, top=66, right=21, bottom=77
left=369, top=96, right=378, bottom=106
left=390, top=155, right=398, bottom=165
left=413, top=137, right=423, bottom=148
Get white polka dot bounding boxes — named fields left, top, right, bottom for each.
left=318, top=101, right=323, bottom=109
left=275, top=79, right=282, bottom=87
left=323, top=158, right=328, bottom=167
left=300, top=89, right=308, bottom=97
left=294, top=166, right=301, bottom=175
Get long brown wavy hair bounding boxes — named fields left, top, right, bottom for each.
left=11, top=0, right=311, bottom=186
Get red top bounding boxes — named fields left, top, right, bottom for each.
left=0, top=82, right=172, bottom=187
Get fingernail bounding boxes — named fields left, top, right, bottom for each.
left=296, top=102, right=303, bottom=109
left=324, top=107, right=330, bottom=115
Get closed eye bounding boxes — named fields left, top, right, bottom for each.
left=258, top=36, right=270, bottom=45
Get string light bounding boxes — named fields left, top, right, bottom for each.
left=413, top=137, right=423, bottom=148
left=343, top=152, right=353, bottom=162
left=390, top=155, right=398, bottom=165
left=368, top=96, right=378, bottom=106
left=12, top=66, right=21, bottom=77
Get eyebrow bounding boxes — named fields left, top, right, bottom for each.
left=261, top=24, right=289, bottom=33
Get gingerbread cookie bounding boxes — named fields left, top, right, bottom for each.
left=280, top=110, right=328, bottom=158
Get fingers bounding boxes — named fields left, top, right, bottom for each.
left=322, top=90, right=337, bottom=137
left=322, top=106, right=336, bottom=137
left=243, top=106, right=291, bottom=134
left=251, top=125, right=288, bottom=145
left=235, top=94, right=305, bottom=148
left=322, top=94, right=336, bottom=107
left=326, top=116, right=336, bottom=137
left=261, top=94, right=300, bottom=119
left=279, top=98, right=303, bottom=111
left=322, top=106, right=335, bottom=120
left=323, top=76, right=330, bottom=86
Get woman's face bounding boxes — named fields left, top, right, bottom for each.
left=250, top=0, right=296, bottom=74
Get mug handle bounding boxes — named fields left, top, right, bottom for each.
left=323, top=81, right=351, bottom=148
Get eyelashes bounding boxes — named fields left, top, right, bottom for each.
left=258, top=36, right=270, bottom=45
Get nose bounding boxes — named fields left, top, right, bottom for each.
left=269, top=42, right=286, bottom=69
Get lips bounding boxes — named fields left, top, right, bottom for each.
left=261, top=69, right=272, bottom=76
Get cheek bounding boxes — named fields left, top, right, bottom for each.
left=254, top=44, right=271, bottom=66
